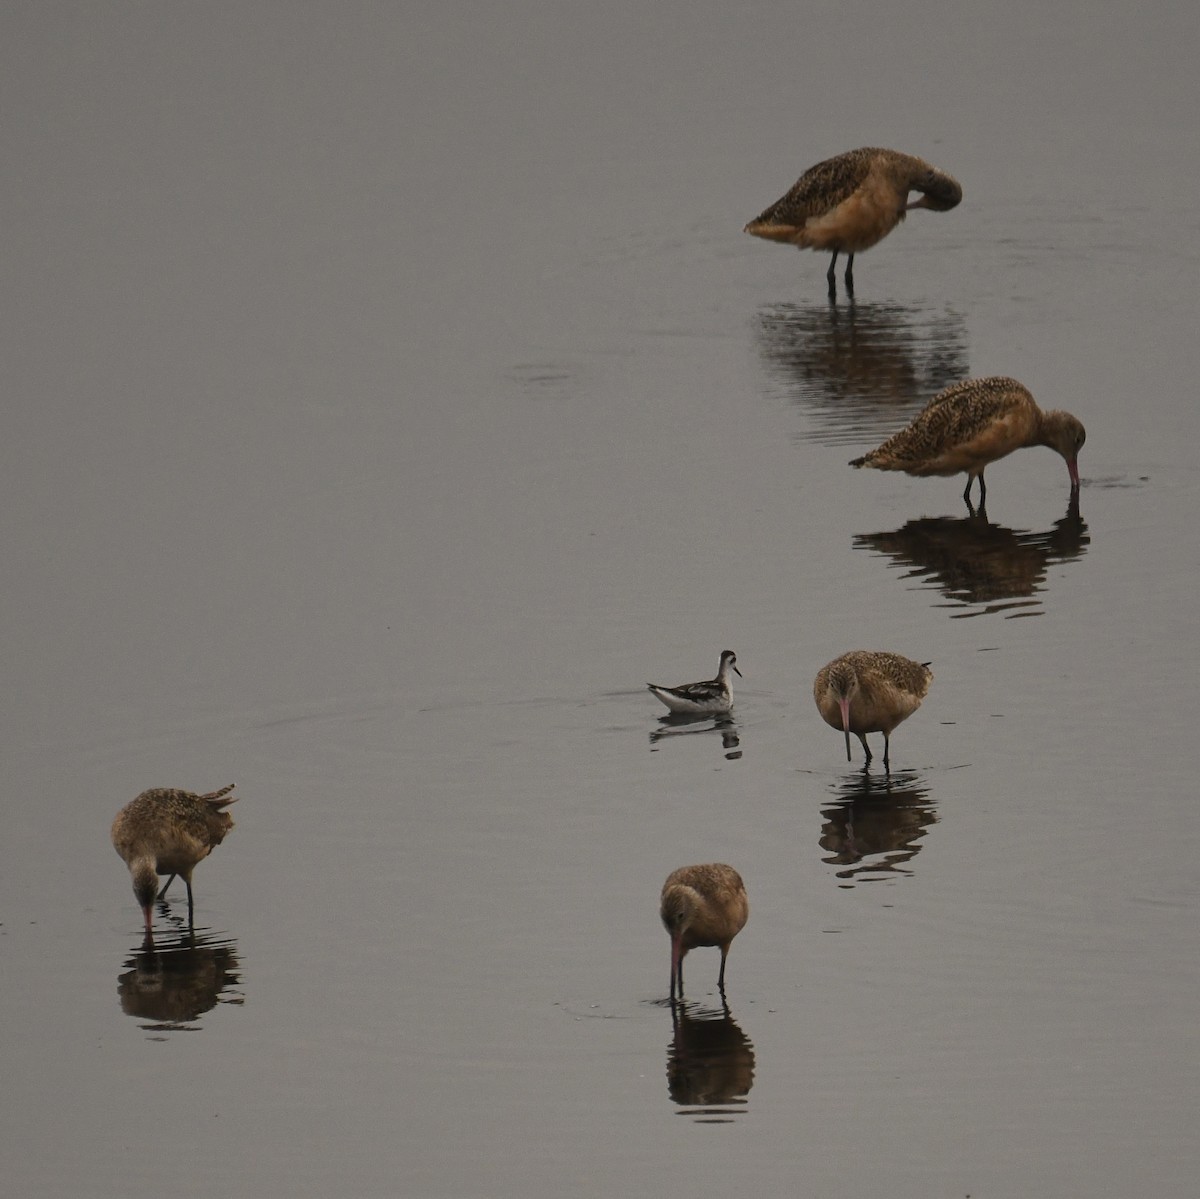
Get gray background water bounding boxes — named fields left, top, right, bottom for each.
left=4, top=3, right=1198, bottom=1196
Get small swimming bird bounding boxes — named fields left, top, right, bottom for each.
left=813, top=651, right=932, bottom=769
left=743, top=147, right=962, bottom=289
left=111, top=785, right=238, bottom=933
left=660, top=863, right=749, bottom=1001
left=648, top=650, right=742, bottom=715
left=849, top=376, right=1085, bottom=506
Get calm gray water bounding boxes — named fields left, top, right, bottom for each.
left=4, top=4, right=1199, bottom=1197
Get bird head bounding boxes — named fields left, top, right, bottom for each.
left=906, top=167, right=963, bottom=212
left=1042, top=411, right=1087, bottom=488
left=130, top=858, right=159, bottom=933
left=827, top=662, right=861, bottom=760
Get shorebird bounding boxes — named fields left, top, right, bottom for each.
left=743, top=147, right=962, bottom=290
left=111, top=785, right=238, bottom=932
left=648, top=650, right=742, bottom=715
left=813, top=651, right=932, bottom=769
left=849, top=376, right=1085, bottom=506
left=660, top=863, right=749, bottom=1001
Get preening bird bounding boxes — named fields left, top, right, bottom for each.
left=744, top=147, right=962, bottom=290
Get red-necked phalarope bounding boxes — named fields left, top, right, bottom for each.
left=648, top=650, right=741, bottom=715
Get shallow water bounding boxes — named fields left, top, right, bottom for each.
left=4, top=3, right=1200, bottom=1197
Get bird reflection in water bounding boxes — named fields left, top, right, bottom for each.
left=117, top=911, right=242, bottom=1035
left=820, top=769, right=936, bottom=884
left=854, top=494, right=1089, bottom=618
left=649, top=712, right=742, bottom=761
left=753, top=299, right=969, bottom=447
left=666, top=999, right=755, bottom=1123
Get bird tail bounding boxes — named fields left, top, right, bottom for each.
left=199, top=783, right=238, bottom=809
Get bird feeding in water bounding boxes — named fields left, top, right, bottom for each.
left=813, top=652, right=932, bottom=770
left=111, top=785, right=238, bottom=933
left=850, top=375, right=1085, bottom=507
left=660, top=863, right=749, bottom=1001
left=648, top=650, right=742, bottom=715
left=743, top=147, right=962, bottom=291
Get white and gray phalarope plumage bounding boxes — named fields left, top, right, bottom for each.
left=648, top=650, right=742, bottom=715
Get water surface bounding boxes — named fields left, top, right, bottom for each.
left=3, top=4, right=1199, bottom=1197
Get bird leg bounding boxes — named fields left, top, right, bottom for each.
left=963, top=471, right=988, bottom=507
left=844, top=252, right=855, bottom=290
left=882, top=733, right=891, bottom=772
left=826, top=250, right=839, bottom=285
left=156, top=873, right=177, bottom=900
left=858, top=733, right=873, bottom=764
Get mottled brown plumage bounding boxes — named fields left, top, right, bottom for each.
left=850, top=376, right=1086, bottom=505
left=111, top=785, right=238, bottom=933
left=744, top=147, right=962, bottom=288
left=660, top=863, right=749, bottom=1001
left=813, top=652, right=932, bottom=769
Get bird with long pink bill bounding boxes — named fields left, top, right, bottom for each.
left=660, top=863, right=748, bottom=1001
left=813, top=651, right=932, bottom=770
left=850, top=376, right=1085, bottom=507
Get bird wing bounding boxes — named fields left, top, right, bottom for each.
left=754, top=150, right=875, bottom=226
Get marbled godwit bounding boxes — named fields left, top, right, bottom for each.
left=813, top=651, right=932, bottom=769
left=648, top=650, right=742, bottom=715
left=111, top=785, right=237, bottom=932
left=850, top=376, right=1085, bottom=506
left=660, top=863, right=749, bottom=1000
left=743, top=147, right=962, bottom=290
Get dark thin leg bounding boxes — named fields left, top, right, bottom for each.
left=717, top=947, right=729, bottom=992
left=882, top=733, right=892, bottom=772
left=156, top=873, right=177, bottom=900
left=858, top=733, right=873, bottom=764
left=185, top=877, right=195, bottom=927
left=965, top=472, right=987, bottom=506
left=826, top=250, right=838, bottom=284
left=844, top=252, right=855, bottom=289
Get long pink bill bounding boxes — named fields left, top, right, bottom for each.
left=1068, top=457, right=1080, bottom=489
left=669, top=934, right=682, bottom=999
left=839, top=697, right=853, bottom=761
